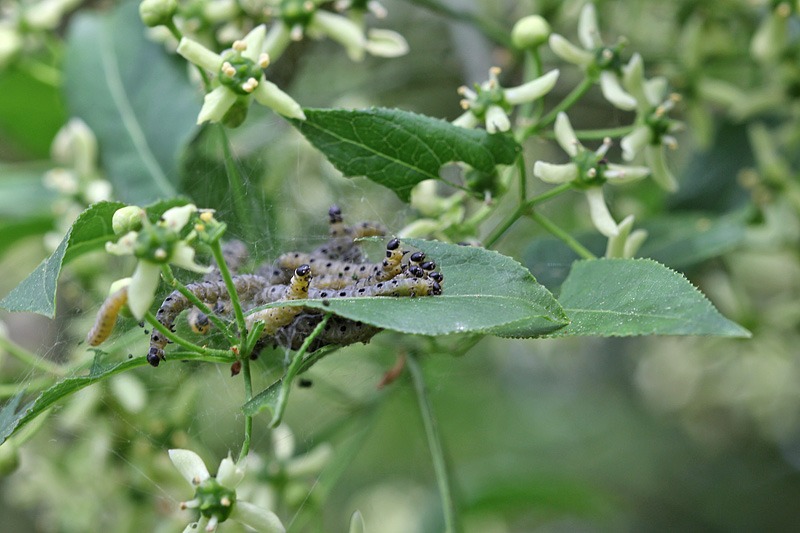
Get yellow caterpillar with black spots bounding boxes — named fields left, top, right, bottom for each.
left=86, top=287, right=129, bottom=346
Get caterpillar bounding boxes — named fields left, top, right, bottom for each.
left=206, top=239, right=249, bottom=277
left=183, top=240, right=250, bottom=338
left=256, top=275, right=442, bottom=306
left=310, top=206, right=387, bottom=262
left=245, top=265, right=312, bottom=339
left=186, top=308, right=211, bottom=334
left=148, top=274, right=271, bottom=366
left=271, top=312, right=382, bottom=352
left=86, top=286, right=129, bottom=346
left=278, top=238, right=406, bottom=288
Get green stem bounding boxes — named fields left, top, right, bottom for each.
left=0, top=337, right=66, bottom=376
left=407, top=351, right=460, bottom=533
left=166, top=19, right=210, bottom=87
left=269, top=314, right=331, bottom=428
left=217, top=126, right=256, bottom=243
left=522, top=76, right=595, bottom=140
left=160, top=265, right=238, bottom=345
left=517, top=48, right=543, bottom=122
left=517, top=154, right=527, bottom=202
left=144, top=312, right=234, bottom=359
left=528, top=209, right=597, bottom=259
left=540, top=125, right=635, bottom=141
left=209, top=239, right=248, bottom=345
left=483, top=182, right=572, bottom=248
left=238, top=355, right=254, bottom=462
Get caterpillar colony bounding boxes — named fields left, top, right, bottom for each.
left=87, top=207, right=443, bottom=367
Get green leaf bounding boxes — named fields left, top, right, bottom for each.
left=290, top=108, right=521, bottom=201
left=62, top=1, right=200, bottom=204
left=258, top=239, right=568, bottom=337
left=0, top=199, right=189, bottom=317
left=550, top=258, right=751, bottom=337
left=0, top=201, right=124, bottom=316
left=0, top=358, right=148, bottom=446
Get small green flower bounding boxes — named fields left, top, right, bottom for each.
left=548, top=3, right=636, bottom=110
left=169, top=449, right=286, bottom=533
left=106, top=204, right=210, bottom=319
left=533, top=112, right=650, bottom=237
left=177, top=25, right=305, bottom=125
left=452, top=67, right=560, bottom=133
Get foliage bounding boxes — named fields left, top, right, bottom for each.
left=0, top=0, right=796, bottom=532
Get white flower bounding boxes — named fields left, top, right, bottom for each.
left=453, top=67, right=560, bottom=133
left=533, top=112, right=651, bottom=238
left=620, top=53, right=681, bottom=191
left=177, top=25, right=305, bottom=124
left=263, top=0, right=407, bottom=62
left=605, top=214, right=647, bottom=258
left=548, top=3, right=636, bottom=111
left=105, top=204, right=210, bottom=319
left=170, top=449, right=286, bottom=533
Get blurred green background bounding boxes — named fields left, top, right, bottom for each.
left=2, top=0, right=800, bottom=531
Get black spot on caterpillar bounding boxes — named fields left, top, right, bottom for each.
left=87, top=286, right=128, bottom=346
left=148, top=274, right=271, bottom=366
left=245, top=265, right=312, bottom=338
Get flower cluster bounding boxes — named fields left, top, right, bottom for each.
left=548, top=3, right=636, bottom=111
left=533, top=112, right=649, bottom=256
left=105, top=204, right=211, bottom=319
left=262, top=0, right=408, bottom=62
left=169, top=449, right=285, bottom=532
left=177, top=24, right=305, bottom=126
left=42, top=119, right=113, bottom=251
left=452, top=67, right=560, bottom=134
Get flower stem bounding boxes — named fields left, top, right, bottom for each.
left=144, top=312, right=235, bottom=359
left=209, top=239, right=248, bottom=347
left=0, top=337, right=66, bottom=376
left=483, top=182, right=572, bottom=248
left=540, top=125, right=635, bottom=141
left=217, top=126, right=257, bottom=244
left=238, top=355, right=254, bottom=462
left=407, top=351, right=460, bottom=533
left=523, top=75, right=595, bottom=139
left=160, top=265, right=238, bottom=345
left=527, top=209, right=597, bottom=259
left=269, top=314, right=331, bottom=428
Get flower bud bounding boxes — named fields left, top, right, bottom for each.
left=139, top=0, right=178, bottom=27
left=112, top=206, right=146, bottom=235
left=511, top=15, right=551, bottom=49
